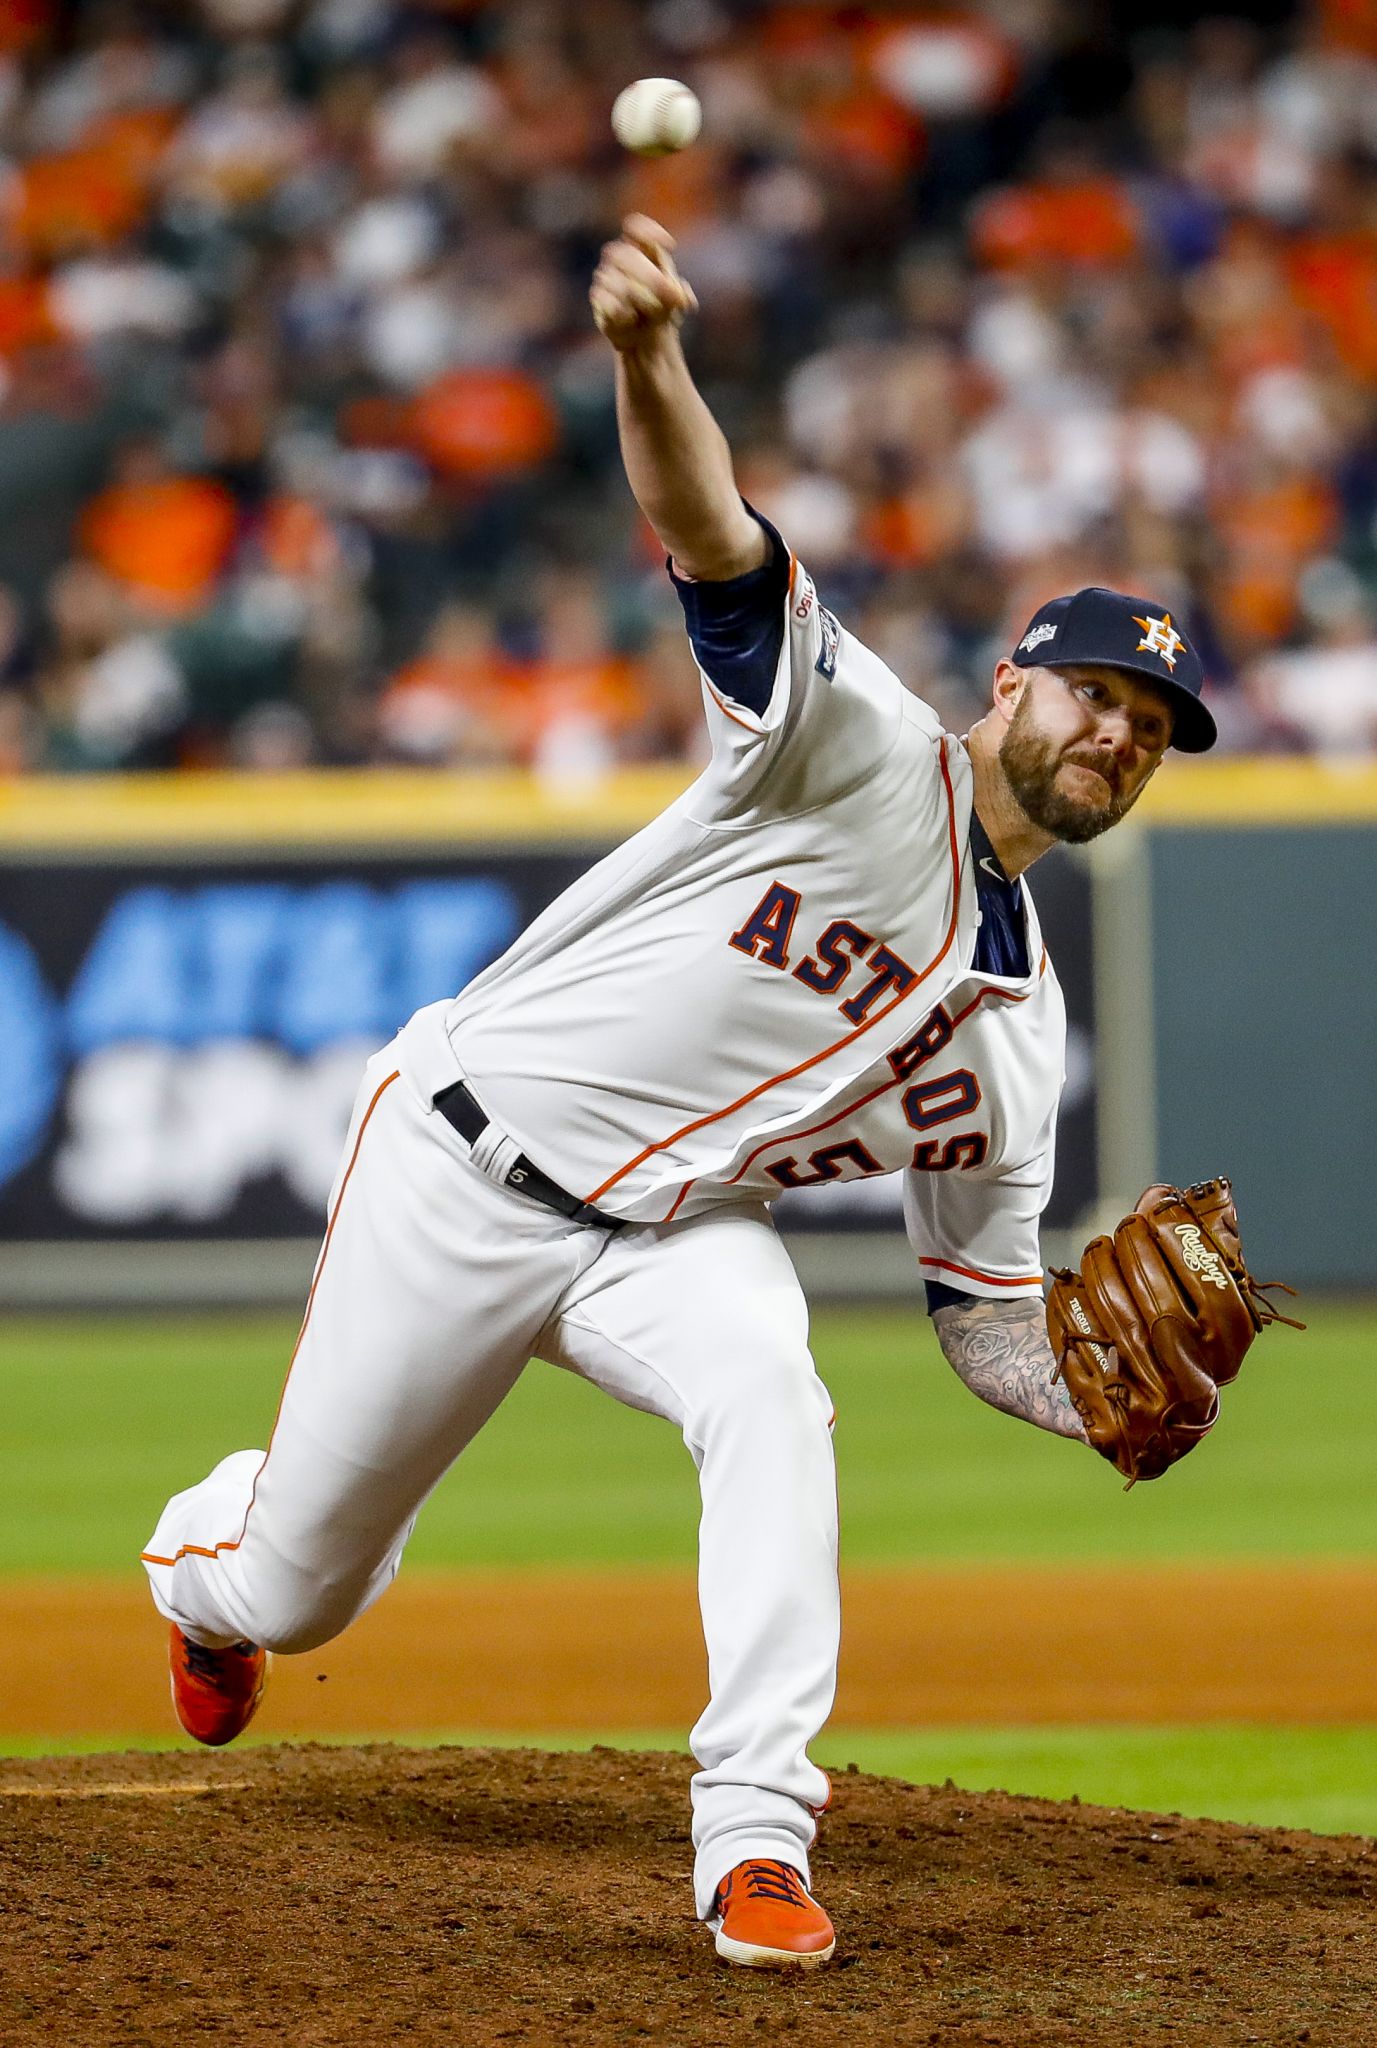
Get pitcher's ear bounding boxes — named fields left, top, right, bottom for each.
left=990, top=657, right=1027, bottom=727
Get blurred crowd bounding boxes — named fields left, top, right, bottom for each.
left=0, top=0, right=1375, bottom=778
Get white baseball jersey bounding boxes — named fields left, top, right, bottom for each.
left=397, top=543, right=1065, bottom=1298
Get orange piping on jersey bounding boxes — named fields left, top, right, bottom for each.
left=918, top=1256, right=1044, bottom=1288
left=590, top=740, right=964, bottom=1210
left=703, top=676, right=765, bottom=734
left=703, top=985, right=1027, bottom=1207
left=660, top=988, right=1021, bottom=1222
left=140, top=1068, right=401, bottom=1571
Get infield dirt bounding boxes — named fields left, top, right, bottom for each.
left=7, top=1561, right=1377, bottom=1739
left=4, top=1744, right=1373, bottom=2047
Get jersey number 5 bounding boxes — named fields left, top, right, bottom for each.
left=764, top=1067, right=984, bottom=1188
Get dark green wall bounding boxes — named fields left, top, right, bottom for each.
left=1150, top=828, right=1377, bottom=1288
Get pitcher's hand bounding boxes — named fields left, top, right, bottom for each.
left=590, top=214, right=698, bottom=352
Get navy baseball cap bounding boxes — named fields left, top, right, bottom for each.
left=1010, top=586, right=1216, bottom=753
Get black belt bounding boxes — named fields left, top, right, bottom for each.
left=433, top=1079, right=622, bottom=1231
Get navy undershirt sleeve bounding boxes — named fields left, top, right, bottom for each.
left=925, top=1279, right=975, bottom=1317
left=668, top=506, right=791, bottom=717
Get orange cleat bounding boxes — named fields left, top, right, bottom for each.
left=168, top=1624, right=269, bottom=1747
left=713, top=1859, right=835, bottom=1968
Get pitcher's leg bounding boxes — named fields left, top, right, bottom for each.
left=144, top=1058, right=601, bottom=1655
left=686, top=1310, right=838, bottom=1917
left=545, top=1204, right=839, bottom=1920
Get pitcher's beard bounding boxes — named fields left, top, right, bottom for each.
left=998, top=695, right=1144, bottom=844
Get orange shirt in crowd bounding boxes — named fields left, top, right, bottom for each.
left=10, top=148, right=149, bottom=258
left=1213, top=474, right=1338, bottom=641
left=972, top=179, right=1139, bottom=270
left=410, top=368, right=559, bottom=480
left=0, top=273, right=55, bottom=355
left=379, top=645, right=520, bottom=758
left=1287, top=232, right=1377, bottom=383
left=380, top=645, right=649, bottom=764
left=504, top=653, right=649, bottom=759
left=83, top=107, right=181, bottom=188
left=81, top=475, right=238, bottom=613
left=803, top=85, right=922, bottom=189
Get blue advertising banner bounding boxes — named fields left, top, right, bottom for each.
left=0, top=852, right=582, bottom=1239
left=0, top=841, right=1096, bottom=1243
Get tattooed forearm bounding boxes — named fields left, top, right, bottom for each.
left=931, top=1296, right=1087, bottom=1441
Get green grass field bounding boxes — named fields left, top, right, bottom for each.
left=1, top=1725, right=1370, bottom=1838
left=4, top=1302, right=1373, bottom=1831
left=0, top=1301, right=1364, bottom=1572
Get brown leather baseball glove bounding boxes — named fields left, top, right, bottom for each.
left=1046, top=1178, right=1301, bottom=1488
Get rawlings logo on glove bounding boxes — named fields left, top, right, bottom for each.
left=1047, top=1179, right=1302, bottom=1489
left=1173, top=1222, right=1229, bottom=1291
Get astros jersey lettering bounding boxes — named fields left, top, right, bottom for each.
left=398, top=541, right=1064, bottom=1295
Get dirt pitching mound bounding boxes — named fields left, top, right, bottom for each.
left=3, top=1745, right=1374, bottom=2047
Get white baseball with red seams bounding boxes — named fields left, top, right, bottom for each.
left=142, top=543, right=1064, bottom=1923
left=611, top=77, right=702, bottom=156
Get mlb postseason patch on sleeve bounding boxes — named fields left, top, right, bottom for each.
left=816, top=607, right=840, bottom=680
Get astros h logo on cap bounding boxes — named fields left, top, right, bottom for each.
left=1132, top=611, right=1185, bottom=671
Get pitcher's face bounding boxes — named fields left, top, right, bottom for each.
left=997, top=663, right=1173, bottom=844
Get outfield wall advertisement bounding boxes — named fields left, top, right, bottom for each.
left=0, top=851, right=576, bottom=1240
left=0, top=835, right=1097, bottom=1248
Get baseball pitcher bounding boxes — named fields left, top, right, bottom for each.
left=143, top=216, right=1294, bottom=1969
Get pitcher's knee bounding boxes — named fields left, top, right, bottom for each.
left=233, top=1563, right=373, bottom=1656
left=253, top=1608, right=342, bottom=1657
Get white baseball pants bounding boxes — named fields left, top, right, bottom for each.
left=143, top=1044, right=839, bottom=1917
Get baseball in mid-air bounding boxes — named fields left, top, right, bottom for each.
left=611, top=77, right=702, bottom=156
